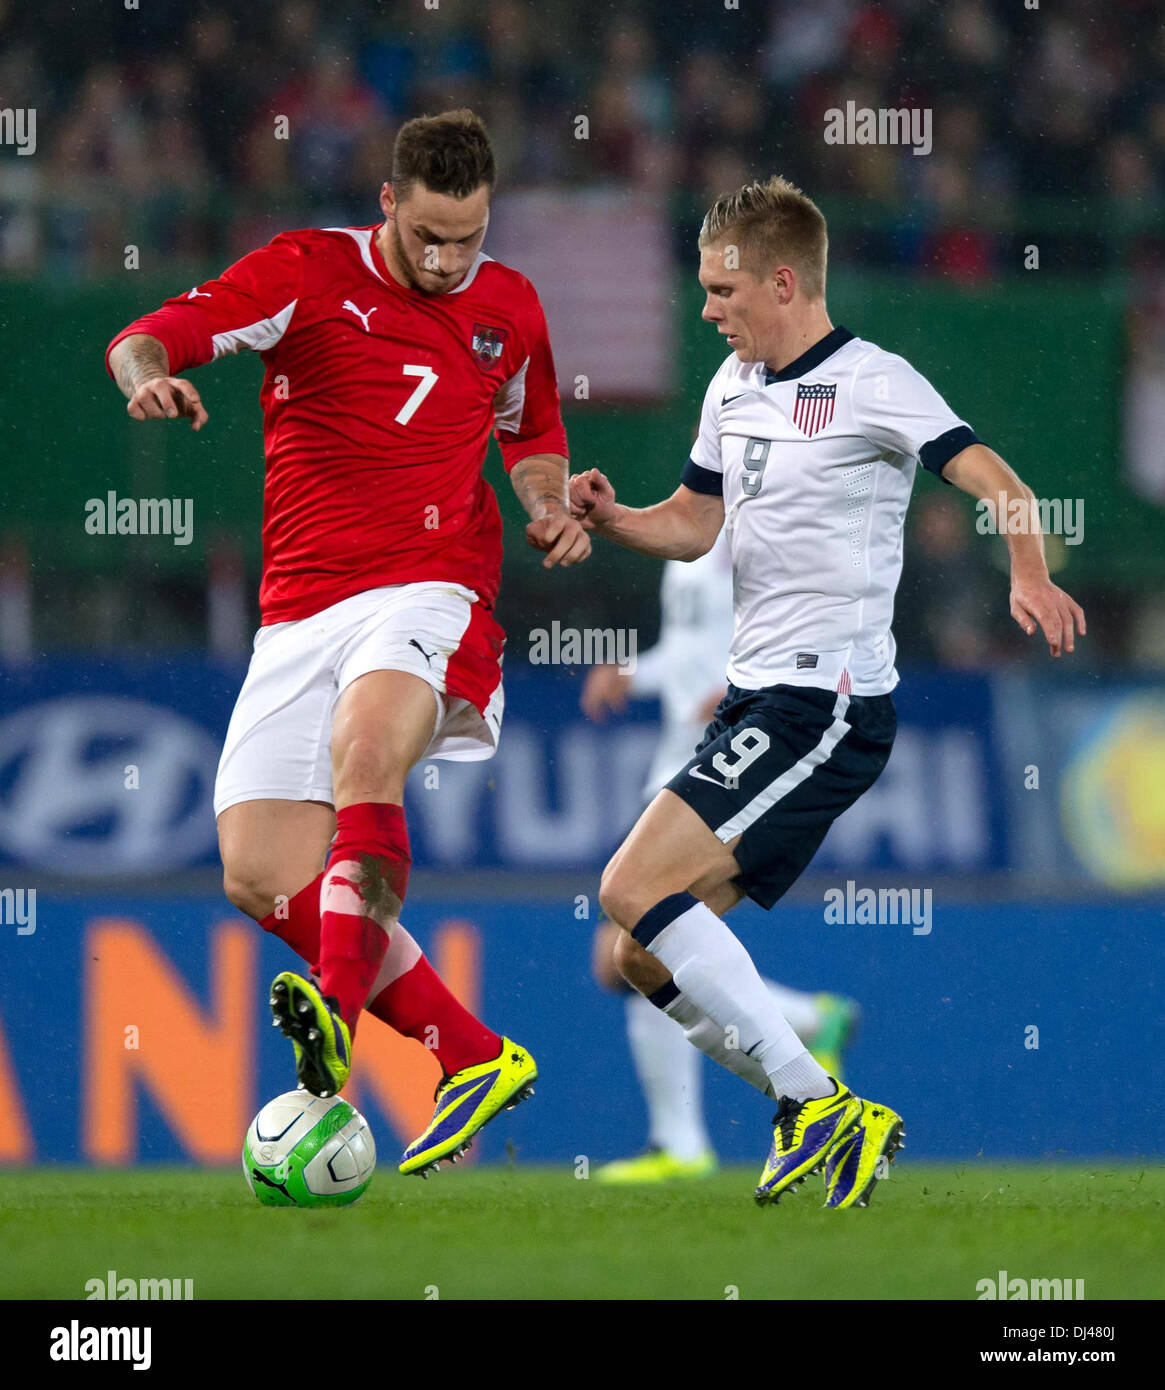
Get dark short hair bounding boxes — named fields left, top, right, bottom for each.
left=391, top=109, right=496, bottom=200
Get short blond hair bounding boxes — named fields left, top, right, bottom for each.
left=699, top=176, right=829, bottom=300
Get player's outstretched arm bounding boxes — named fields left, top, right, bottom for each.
left=942, top=442, right=1086, bottom=658
left=108, top=333, right=209, bottom=432
left=570, top=470, right=724, bottom=562
left=510, top=452, right=591, bottom=569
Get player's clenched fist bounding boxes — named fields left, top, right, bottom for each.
left=126, top=376, right=209, bottom=431
left=525, top=510, right=592, bottom=568
left=569, top=468, right=618, bottom=528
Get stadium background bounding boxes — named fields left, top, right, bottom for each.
left=0, top=0, right=1162, bottom=1174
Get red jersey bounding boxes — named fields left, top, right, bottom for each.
left=104, top=223, right=568, bottom=632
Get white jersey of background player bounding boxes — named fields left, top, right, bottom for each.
left=581, top=534, right=859, bottom=1182
left=632, top=530, right=735, bottom=796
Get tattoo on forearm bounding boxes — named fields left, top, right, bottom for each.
left=112, top=336, right=170, bottom=399
left=511, top=455, right=568, bottom=517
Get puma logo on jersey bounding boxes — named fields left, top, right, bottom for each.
left=187, top=287, right=211, bottom=299
left=342, top=300, right=378, bottom=332
left=409, top=638, right=438, bottom=666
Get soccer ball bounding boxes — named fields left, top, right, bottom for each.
left=243, top=1091, right=376, bottom=1208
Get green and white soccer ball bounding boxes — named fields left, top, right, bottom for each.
left=243, top=1091, right=376, bottom=1208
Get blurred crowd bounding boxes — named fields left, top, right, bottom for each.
left=2, top=0, right=1163, bottom=667
left=1, top=0, right=1163, bottom=277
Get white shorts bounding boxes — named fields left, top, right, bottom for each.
left=214, top=582, right=504, bottom=817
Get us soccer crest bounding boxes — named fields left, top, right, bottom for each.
left=472, top=322, right=506, bottom=368
left=793, top=382, right=837, bottom=436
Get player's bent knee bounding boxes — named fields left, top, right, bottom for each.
left=600, top=857, right=680, bottom=933
left=222, top=868, right=273, bottom=923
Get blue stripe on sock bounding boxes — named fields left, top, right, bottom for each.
left=632, top=891, right=700, bottom=949
left=647, top=979, right=680, bottom=1010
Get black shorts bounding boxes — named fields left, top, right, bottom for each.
left=665, top=683, right=897, bottom=910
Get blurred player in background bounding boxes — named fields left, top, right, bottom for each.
left=104, top=110, right=590, bottom=1177
left=581, top=528, right=858, bottom=1182
left=573, top=175, right=1085, bottom=1210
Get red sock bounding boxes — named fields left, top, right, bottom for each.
left=256, top=841, right=498, bottom=1071
left=319, top=802, right=410, bottom=1032
left=369, top=953, right=502, bottom=1076
left=260, top=872, right=324, bottom=973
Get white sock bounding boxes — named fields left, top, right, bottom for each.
left=660, top=988, right=773, bottom=1097
left=765, top=981, right=822, bottom=1043
left=659, top=980, right=821, bottom=1096
left=636, top=893, right=832, bottom=1102
left=625, top=992, right=710, bottom=1159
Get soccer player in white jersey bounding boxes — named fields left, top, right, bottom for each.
left=581, top=529, right=860, bottom=1183
left=571, top=176, right=1085, bottom=1209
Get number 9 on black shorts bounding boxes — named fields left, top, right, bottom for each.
left=665, top=683, right=897, bottom=910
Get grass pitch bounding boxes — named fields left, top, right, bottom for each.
left=3, top=1163, right=1161, bottom=1301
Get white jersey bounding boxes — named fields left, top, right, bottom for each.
left=683, top=326, right=977, bottom=696
left=628, top=530, right=735, bottom=797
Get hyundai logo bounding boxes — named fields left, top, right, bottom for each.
left=0, top=697, right=220, bottom=876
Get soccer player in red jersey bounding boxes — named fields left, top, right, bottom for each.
left=104, top=110, right=588, bottom=1176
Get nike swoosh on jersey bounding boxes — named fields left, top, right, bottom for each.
left=722, top=392, right=748, bottom=405
left=688, top=764, right=733, bottom=788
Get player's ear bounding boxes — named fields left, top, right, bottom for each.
left=773, top=265, right=796, bottom=305
left=380, top=182, right=397, bottom=220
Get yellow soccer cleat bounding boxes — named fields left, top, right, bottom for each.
left=268, top=971, right=352, bottom=1099
left=754, top=1082, right=861, bottom=1206
left=822, top=1096, right=905, bottom=1209
left=400, top=1038, right=537, bottom=1176
left=595, top=1149, right=718, bottom=1184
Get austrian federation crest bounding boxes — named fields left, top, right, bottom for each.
left=792, top=381, right=837, bottom=436
left=472, top=322, right=507, bottom=368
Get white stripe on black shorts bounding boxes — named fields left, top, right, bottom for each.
left=665, top=682, right=897, bottom=909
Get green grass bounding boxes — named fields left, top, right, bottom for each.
left=2, top=1164, right=1162, bottom=1300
